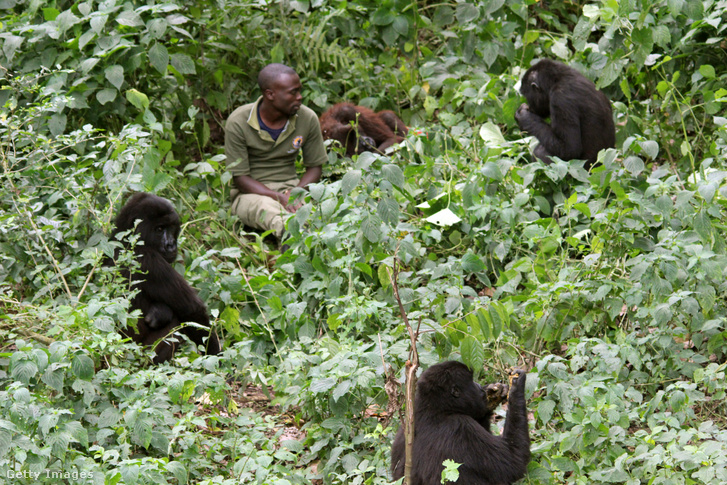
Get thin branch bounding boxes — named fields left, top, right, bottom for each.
left=388, top=241, right=419, bottom=485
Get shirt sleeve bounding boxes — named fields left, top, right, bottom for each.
left=225, top=117, right=250, bottom=176
left=302, top=113, right=327, bottom=168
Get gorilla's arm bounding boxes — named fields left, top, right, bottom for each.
left=516, top=95, right=583, bottom=162
left=455, top=371, right=530, bottom=484
left=135, top=247, right=209, bottom=326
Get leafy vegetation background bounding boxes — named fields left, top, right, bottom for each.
left=1, top=0, right=727, bottom=484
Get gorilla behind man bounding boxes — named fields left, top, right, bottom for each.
left=515, top=59, right=615, bottom=168
left=320, top=103, right=408, bottom=156
left=391, top=361, right=530, bottom=485
left=113, top=192, right=221, bottom=363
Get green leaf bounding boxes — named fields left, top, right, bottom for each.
left=433, top=6, right=454, bottom=26
left=171, top=53, right=196, bottom=74
left=341, top=170, right=361, bottom=197
left=132, top=415, right=153, bottom=448
left=573, top=203, right=591, bottom=218
left=96, top=88, right=117, bottom=105
left=115, top=10, right=144, bottom=27
left=332, top=380, right=352, bottom=402
left=698, top=181, right=717, bottom=203
left=460, top=336, right=485, bottom=373
left=11, top=358, right=38, bottom=384
left=105, top=65, right=124, bottom=90
left=483, top=0, right=505, bottom=15
left=148, top=43, right=169, bottom=75
left=377, top=197, right=399, bottom=226
left=537, top=399, right=556, bottom=424
left=481, top=161, right=504, bottom=181
left=165, top=462, right=188, bottom=485
left=378, top=264, right=392, bottom=288
left=43, top=7, right=60, bottom=21
left=479, top=122, right=507, bottom=147
left=80, top=57, right=100, bottom=74
left=49, top=113, right=66, bottom=137
left=361, top=214, right=383, bottom=243
left=310, top=377, right=337, bottom=393
left=461, top=252, right=485, bottom=273
left=98, top=407, right=122, bottom=428
left=624, top=155, right=646, bottom=176
left=39, top=414, right=60, bottom=436
left=392, top=16, right=409, bottom=35
left=637, top=140, right=659, bottom=159
left=270, top=42, right=284, bottom=63
left=354, top=262, right=372, bottom=277
left=90, top=15, right=107, bottom=34
left=693, top=210, right=712, bottom=240
left=456, top=3, right=480, bottom=23
left=698, top=65, right=715, bottom=79
left=371, top=8, right=395, bottom=26
left=382, top=164, right=405, bottom=188
left=220, top=306, right=240, bottom=333
left=79, top=30, right=95, bottom=50
left=41, top=367, right=65, bottom=392
left=71, top=354, right=94, bottom=380
left=441, top=460, right=461, bottom=483
left=125, top=89, right=149, bottom=111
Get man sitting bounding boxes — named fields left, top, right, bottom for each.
left=225, top=63, right=326, bottom=245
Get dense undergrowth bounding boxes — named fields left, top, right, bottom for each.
left=1, top=0, right=727, bottom=484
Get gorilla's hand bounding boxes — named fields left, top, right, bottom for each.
left=484, top=382, right=509, bottom=411
left=360, top=135, right=377, bottom=150
left=145, top=303, right=175, bottom=330
left=515, top=103, right=530, bottom=123
left=508, top=368, right=527, bottom=401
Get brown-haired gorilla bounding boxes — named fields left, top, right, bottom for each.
left=515, top=59, right=615, bottom=168
left=391, top=361, right=530, bottom=485
left=112, top=192, right=221, bottom=363
left=319, top=103, right=408, bottom=156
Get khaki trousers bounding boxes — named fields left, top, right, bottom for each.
left=230, top=179, right=299, bottom=238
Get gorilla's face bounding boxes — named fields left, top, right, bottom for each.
left=520, top=68, right=550, bottom=117
left=146, top=221, right=178, bottom=262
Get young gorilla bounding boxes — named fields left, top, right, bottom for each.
left=391, top=361, right=530, bottom=485
left=319, top=103, right=408, bottom=157
left=515, top=59, right=615, bottom=168
left=113, top=193, right=221, bottom=363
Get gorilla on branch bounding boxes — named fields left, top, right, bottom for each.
left=319, top=102, right=408, bottom=156
left=112, top=192, right=221, bottom=363
left=391, top=361, right=530, bottom=485
left=515, top=59, right=616, bottom=169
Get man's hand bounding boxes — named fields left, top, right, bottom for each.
left=280, top=189, right=303, bottom=213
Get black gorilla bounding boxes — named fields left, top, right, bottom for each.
left=515, top=59, right=615, bottom=168
left=391, top=361, right=530, bottom=485
left=113, top=192, right=221, bottom=363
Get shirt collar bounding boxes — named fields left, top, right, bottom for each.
left=248, top=97, right=298, bottom=144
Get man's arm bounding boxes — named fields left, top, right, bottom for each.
left=282, top=165, right=323, bottom=212
left=297, top=165, right=322, bottom=189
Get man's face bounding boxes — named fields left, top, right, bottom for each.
left=267, top=73, right=303, bottom=117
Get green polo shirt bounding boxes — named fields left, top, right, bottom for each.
left=225, top=97, right=326, bottom=185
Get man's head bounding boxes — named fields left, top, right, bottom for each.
left=258, top=63, right=302, bottom=117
